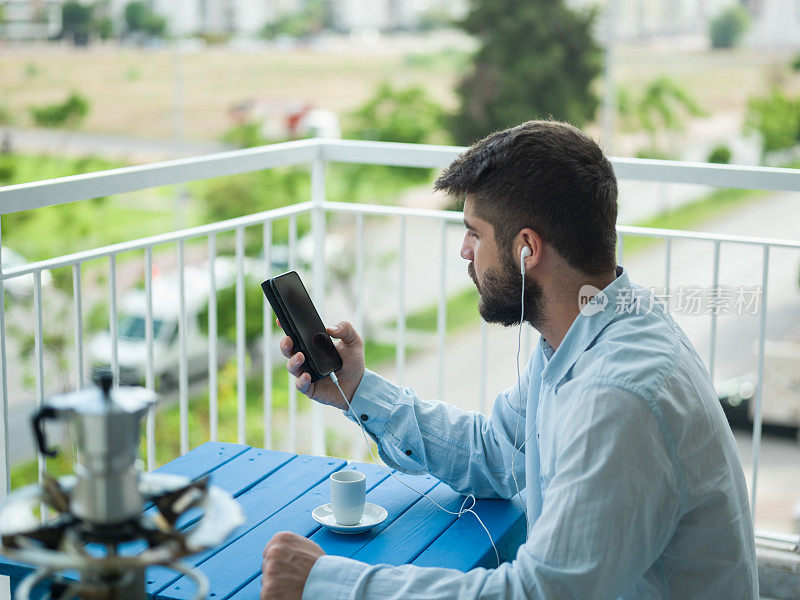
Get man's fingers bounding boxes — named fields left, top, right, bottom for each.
left=287, top=352, right=305, bottom=377
left=279, top=336, right=294, bottom=358
left=327, top=321, right=359, bottom=345
left=295, top=372, right=311, bottom=394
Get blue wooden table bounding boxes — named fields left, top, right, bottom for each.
left=0, top=442, right=526, bottom=599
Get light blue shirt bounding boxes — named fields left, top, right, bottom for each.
left=303, top=267, right=757, bottom=600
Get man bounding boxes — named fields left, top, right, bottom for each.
left=260, top=121, right=758, bottom=599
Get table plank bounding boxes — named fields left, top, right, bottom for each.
left=156, top=463, right=390, bottom=600
left=411, top=497, right=526, bottom=570
left=349, top=483, right=464, bottom=566
left=122, top=446, right=296, bottom=561
left=171, top=447, right=295, bottom=529
left=227, top=469, right=440, bottom=600
left=152, top=442, right=251, bottom=480
left=148, top=454, right=349, bottom=597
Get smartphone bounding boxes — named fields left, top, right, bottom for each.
left=261, top=271, right=343, bottom=382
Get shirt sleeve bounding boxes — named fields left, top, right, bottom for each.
left=307, top=384, right=682, bottom=600
left=342, top=354, right=537, bottom=500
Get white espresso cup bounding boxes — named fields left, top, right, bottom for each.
left=330, top=470, right=366, bottom=525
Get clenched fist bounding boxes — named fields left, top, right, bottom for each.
left=260, top=531, right=325, bottom=600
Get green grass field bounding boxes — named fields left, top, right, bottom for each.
left=0, top=43, right=465, bottom=141
left=1, top=41, right=797, bottom=144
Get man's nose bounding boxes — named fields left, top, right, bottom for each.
left=460, top=236, right=473, bottom=261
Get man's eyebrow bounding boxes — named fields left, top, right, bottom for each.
left=463, top=217, right=477, bottom=231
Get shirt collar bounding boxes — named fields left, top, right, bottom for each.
left=540, top=265, right=630, bottom=387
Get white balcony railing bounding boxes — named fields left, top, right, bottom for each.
left=1, top=138, right=799, bottom=549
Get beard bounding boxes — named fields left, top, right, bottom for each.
left=468, top=260, right=544, bottom=328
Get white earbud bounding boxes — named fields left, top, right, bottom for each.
left=520, top=246, right=531, bottom=275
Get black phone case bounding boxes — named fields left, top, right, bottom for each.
left=261, top=272, right=342, bottom=382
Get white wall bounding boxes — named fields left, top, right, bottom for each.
left=572, top=0, right=800, bottom=46
left=330, top=0, right=391, bottom=31
left=746, top=0, right=800, bottom=47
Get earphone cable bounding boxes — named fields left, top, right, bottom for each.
left=509, top=266, right=529, bottom=538
left=329, top=371, right=500, bottom=568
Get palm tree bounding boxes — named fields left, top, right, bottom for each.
left=618, top=76, right=706, bottom=158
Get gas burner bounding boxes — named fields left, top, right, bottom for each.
left=0, top=373, right=243, bottom=600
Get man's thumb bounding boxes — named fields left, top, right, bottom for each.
left=328, top=321, right=357, bottom=344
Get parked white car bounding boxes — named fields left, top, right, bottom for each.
left=717, top=341, right=800, bottom=434
left=87, top=257, right=262, bottom=387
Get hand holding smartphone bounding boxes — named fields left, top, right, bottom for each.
left=262, top=271, right=343, bottom=382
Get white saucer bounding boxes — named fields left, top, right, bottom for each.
left=312, top=502, right=388, bottom=534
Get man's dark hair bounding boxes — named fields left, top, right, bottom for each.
left=435, top=120, right=618, bottom=276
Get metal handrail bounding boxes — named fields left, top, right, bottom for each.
left=1, top=139, right=799, bottom=214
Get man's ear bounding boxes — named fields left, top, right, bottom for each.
left=515, top=229, right=544, bottom=272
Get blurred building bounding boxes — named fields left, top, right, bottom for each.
left=573, top=0, right=800, bottom=47
left=2, top=0, right=797, bottom=47
left=0, top=0, right=63, bottom=41
left=743, top=0, right=800, bottom=47
left=94, top=0, right=464, bottom=38
left=329, top=0, right=466, bottom=32
left=145, top=0, right=304, bottom=37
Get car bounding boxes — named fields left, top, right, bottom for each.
left=716, top=341, right=800, bottom=437
left=87, top=258, right=249, bottom=387
left=259, top=234, right=347, bottom=274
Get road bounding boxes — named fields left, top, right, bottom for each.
left=2, top=127, right=232, bottom=163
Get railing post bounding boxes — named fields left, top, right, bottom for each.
left=262, top=223, right=273, bottom=450
left=288, top=216, right=298, bottom=451
left=397, top=216, right=407, bottom=386
left=708, top=240, right=721, bottom=382
left=109, top=255, right=119, bottom=386
left=310, top=158, right=326, bottom=457
left=235, top=228, right=246, bottom=446
left=72, top=263, right=84, bottom=391
left=437, top=220, right=447, bottom=401
left=207, top=235, right=218, bottom=444
left=144, top=248, right=156, bottom=470
left=0, top=226, right=9, bottom=499
left=178, top=241, right=189, bottom=455
left=751, top=244, right=770, bottom=519
left=33, top=272, right=45, bottom=512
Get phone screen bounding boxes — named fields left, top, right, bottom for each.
left=270, top=272, right=341, bottom=377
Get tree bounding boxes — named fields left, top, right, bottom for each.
left=709, top=6, right=750, bottom=49
left=198, top=277, right=266, bottom=348
left=93, top=16, right=114, bottom=40
left=745, top=88, right=800, bottom=158
left=124, top=1, right=166, bottom=37
left=707, top=144, right=732, bottom=164
left=260, top=0, right=332, bottom=39
left=30, top=92, right=90, bottom=129
left=618, top=77, right=705, bottom=158
left=124, top=1, right=147, bottom=32
left=61, top=1, right=93, bottom=46
left=343, top=82, right=447, bottom=190
left=346, top=82, right=445, bottom=145
left=449, top=0, right=602, bottom=145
